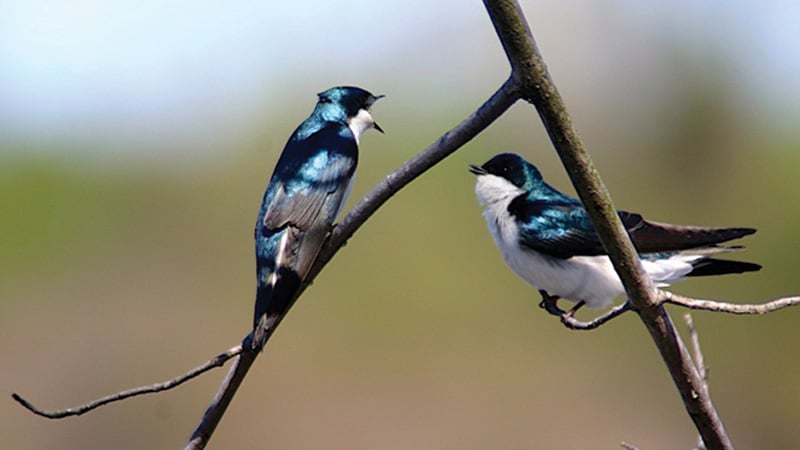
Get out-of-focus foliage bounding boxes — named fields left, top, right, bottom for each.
left=2, top=2, right=799, bottom=449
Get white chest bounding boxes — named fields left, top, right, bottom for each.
left=474, top=175, right=625, bottom=308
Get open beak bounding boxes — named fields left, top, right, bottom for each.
left=370, top=94, right=385, bottom=134
left=469, top=164, right=487, bottom=175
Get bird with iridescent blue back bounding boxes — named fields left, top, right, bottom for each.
left=253, top=86, right=383, bottom=348
left=470, top=153, right=760, bottom=316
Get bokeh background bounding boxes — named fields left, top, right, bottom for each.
left=3, top=1, right=799, bottom=448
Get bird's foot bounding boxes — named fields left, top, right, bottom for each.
left=538, top=290, right=633, bottom=330
left=538, top=291, right=563, bottom=316
left=539, top=291, right=585, bottom=321
left=563, top=300, right=586, bottom=320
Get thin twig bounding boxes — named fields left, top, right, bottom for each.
left=684, top=314, right=709, bottom=450
left=12, top=342, right=244, bottom=419
left=665, top=292, right=800, bottom=315
left=538, top=292, right=634, bottom=330
left=538, top=291, right=800, bottom=331
left=562, top=302, right=632, bottom=330
left=684, top=314, right=707, bottom=384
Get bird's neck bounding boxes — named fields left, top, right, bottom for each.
left=475, top=174, right=526, bottom=208
left=293, top=115, right=330, bottom=140
left=346, top=108, right=375, bottom=145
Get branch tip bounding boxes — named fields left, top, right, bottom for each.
left=665, top=292, right=800, bottom=315
left=14, top=342, right=244, bottom=420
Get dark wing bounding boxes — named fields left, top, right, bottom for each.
left=624, top=217, right=755, bottom=253
left=511, top=195, right=606, bottom=258
left=511, top=194, right=755, bottom=259
left=260, top=123, right=357, bottom=279
left=262, top=156, right=355, bottom=231
left=262, top=124, right=357, bottom=231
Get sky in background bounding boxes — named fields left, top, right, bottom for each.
left=0, top=0, right=798, bottom=159
left=3, top=3, right=800, bottom=449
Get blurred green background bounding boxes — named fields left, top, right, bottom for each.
left=2, top=1, right=799, bottom=449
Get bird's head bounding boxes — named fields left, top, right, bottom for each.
left=316, top=86, right=384, bottom=140
left=469, top=152, right=543, bottom=191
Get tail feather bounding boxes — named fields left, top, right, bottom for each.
left=252, top=267, right=302, bottom=349
left=253, top=267, right=302, bottom=326
left=689, top=258, right=762, bottom=277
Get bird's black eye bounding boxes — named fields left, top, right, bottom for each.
left=318, top=96, right=332, bottom=104
left=484, top=160, right=509, bottom=176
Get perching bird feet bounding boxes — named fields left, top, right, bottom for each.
left=538, top=290, right=633, bottom=330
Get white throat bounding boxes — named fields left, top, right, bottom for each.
left=347, top=108, right=376, bottom=144
left=474, top=174, right=525, bottom=207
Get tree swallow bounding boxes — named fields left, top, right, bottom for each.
left=470, top=152, right=760, bottom=315
left=253, top=86, right=383, bottom=348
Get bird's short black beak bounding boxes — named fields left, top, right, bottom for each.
left=469, top=164, right=487, bottom=175
left=370, top=94, right=385, bottom=133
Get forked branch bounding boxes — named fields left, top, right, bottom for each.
left=13, top=2, right=797, bottom=450
left=11, top=77, right=520, bottom=450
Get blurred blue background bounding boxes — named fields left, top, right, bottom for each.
left=2, top=1, right=799, bottom=448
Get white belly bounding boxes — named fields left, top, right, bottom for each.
left=478, top=183, right=696, bottom=309
left=498, top=235, right=625, bottom=309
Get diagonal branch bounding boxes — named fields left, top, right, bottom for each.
left=185, top=334, right=258, bottom=450
left=13, top=75, right=519, bottom=450
left=13, top=78, right=519, bottom=450
left=311, top=78, right=520, bottom=277
left=183, top=79, right=521, bottom=450
left=482, top=0, right=732, bottom=448
left=14, top=3, right=795, bottom=450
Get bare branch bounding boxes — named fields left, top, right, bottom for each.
left=684, top=314, right=707, bottom=384
left=185, top=335, right=259, bottom=450
left=482, top=0, right=732, bottom=448
left=684, top=314, right=709, bottom=450
left=538, top=292, right=634, bottom=330
left=310, top=78, right=520, bottom=278
left=12, top=78, right=519, bottom=448
left=183, top=80, right=521, bottom=449
left=12, top=343, right=243, bottom=419
left=14, top=2, right=795, bottom=449
left=560, top=302, right=633, bottom=330
left=537, top=291, right=800, bottom=331
left=665, top=292, right=800, bottom=315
